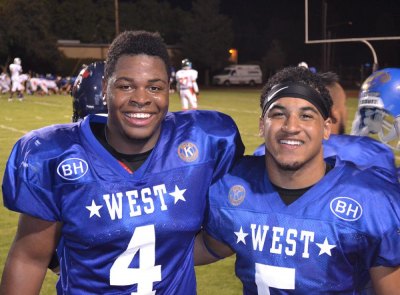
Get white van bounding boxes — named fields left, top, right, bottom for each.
left=212, top=64, right=262, bottom=86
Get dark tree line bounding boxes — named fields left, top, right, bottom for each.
left=0, top=0, right=235, bottom=82
left=1, top=0, right=399, bottom=84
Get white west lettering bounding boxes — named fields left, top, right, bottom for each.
left=285, top=229, right=297, bottom=256
left=251, top=224, right=269, bottom=251
left=141, top=188, right=154, bottom=214
left=103, top=192, right=124, bottom=220
left=300, top=230, right=314, bottom=258
left=101, top=184, right=172, bottom=220
left=249, top=225, right=315, bottom=259
left=126, top=190, right=141, bottom=217
left=153, top=184, right=168, bottom=211
left=271, top=227, right=284, bottom=254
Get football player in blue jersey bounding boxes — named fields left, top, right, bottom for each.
left=195, top=66, right=400, bottom=294
left=0, top=30, right=244, bottom=294
left=253, top=69, right=397, bottom=179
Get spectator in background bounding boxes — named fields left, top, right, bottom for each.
left=9, top=57, right=24, bottom=101
left=319, top=71, right=347, bottom=135
left=175, top=58, right=199, bottom=110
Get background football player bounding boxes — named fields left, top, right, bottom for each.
left=175, top=58, right=199, bottom=110
left=0, top=68, right=10, bottom=95
left=8, top=57, right=24, bottom=101
left=351, top=67, right=400, bottom=178
left=71, top=61, right=107, bottom=122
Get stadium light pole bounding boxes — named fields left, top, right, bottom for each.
left=115, top=0, right=120, bottom=37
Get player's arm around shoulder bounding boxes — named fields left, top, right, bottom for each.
left=0, top=214, right=61, bottom=294
left=370, top=266, right=400, bottom=295
left=194, top=230, right=234, bottom=265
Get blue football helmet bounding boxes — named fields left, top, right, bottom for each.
left=71, top=61, right=107, bottom=122
left=351, top=68, right=400, bottom=150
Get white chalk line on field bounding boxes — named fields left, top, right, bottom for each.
left=200, top=104, right=259, bottom=114
left=33, top=101, right=66, bottom=107
left=0, top=124, right=28, bottom=134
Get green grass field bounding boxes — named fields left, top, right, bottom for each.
left=0, top=88, right=359, bottom=294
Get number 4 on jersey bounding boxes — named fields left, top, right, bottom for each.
left=110, top=224, right=162, bottom=295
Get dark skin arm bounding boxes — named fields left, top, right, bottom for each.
left=194, top=229, right=234, bottom=266
left=0, top=214, right=61, bottom=295
left=370, top=265, right=400, bottom=295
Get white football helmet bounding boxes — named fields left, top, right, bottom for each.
left=298, top=61, right=309, bottom=68
left=13, top=57, right=21, bottom=65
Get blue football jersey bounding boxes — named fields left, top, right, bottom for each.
left=205, top=156, right=400, bottom=294
left=2, top=111, right=244, bottom=294
left=253, top=134, right=397, bottom=180
left=323, top=134, right=396, bottom=175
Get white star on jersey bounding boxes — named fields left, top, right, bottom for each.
left=86, top=200, right=103, bottom=218
left=169, top=185, right=187, bottom=204
left=316, top=237, right=336, bottom=256
left=235, top=226, right=249, bottom=245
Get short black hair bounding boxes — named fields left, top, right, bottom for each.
left=260, top=66, right=333, bottom=116
left=104, top=30, right=171, bottom=81
left=318, top=71, right=339, bottom=88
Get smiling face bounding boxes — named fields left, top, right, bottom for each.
left=104, top=54, right=170, bottom=154
left=260, top=97, right=331, bottom=174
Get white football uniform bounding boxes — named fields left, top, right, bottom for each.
left=9, top=63, right=23, bottom=92
left=0, top=72, right=10, bottom=93
left=29, top=77, right=59, bottom=95
left=175, top=68, right=199, bottom=110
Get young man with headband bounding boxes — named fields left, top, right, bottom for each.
left=195, top=66, right=400, bottom=294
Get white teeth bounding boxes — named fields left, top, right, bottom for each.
left=127, top=113, right=151, bottom=119
left=280, top=140, right=302, bottom=146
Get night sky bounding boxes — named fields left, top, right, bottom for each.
left=165, top=0, right=400, bottom=70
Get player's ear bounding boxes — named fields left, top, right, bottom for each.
left=323, top=117, right=332, bottom=140
left=258, top=116, right=265, bottom=137
left=102, top=79, right=107, bottom=101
